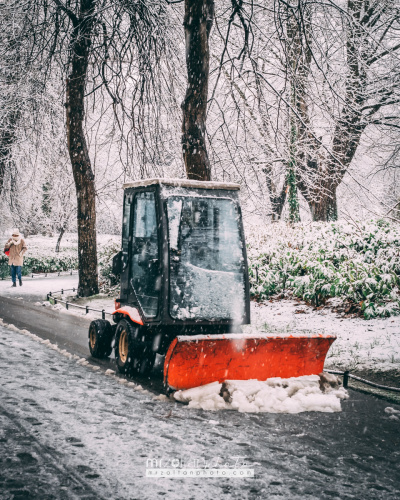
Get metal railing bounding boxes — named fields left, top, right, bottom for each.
left=326, top=369, right=400, bottom=393
left=47, top=289, right=112, bottom=320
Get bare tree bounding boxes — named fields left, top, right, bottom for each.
left=206, top=0, right=400, bottom=221
left=182, top=0, right=214, bottom=181
left=207, top=1, right=290, bottom=219
left=56, top=0, right=98, bottom=295
left=7, top=0, right=174, bottom=295
left=0, top=2, right=33, bottom=196
left=279, top=0, right=400, bottom=221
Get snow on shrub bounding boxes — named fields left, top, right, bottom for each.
left=247, top=219, right=400, bottom=319
left=98, top=240, right=121, bottom=293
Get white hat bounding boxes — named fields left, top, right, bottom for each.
left=12, top=228, right=20, bottom=236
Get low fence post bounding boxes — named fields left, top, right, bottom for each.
left=102, top=310, right=105, bottom=320
left=86, top=306, right=89, bottom=314
left=343, top=370, right=350, bottom=389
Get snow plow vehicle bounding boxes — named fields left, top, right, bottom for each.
left=88, top=179, right=335, bottom=391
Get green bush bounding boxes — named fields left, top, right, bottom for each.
left=248, top=220, right=400, bottom=319
left=0, top=254, right=79, bottom=279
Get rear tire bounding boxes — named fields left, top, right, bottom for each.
left=88, top=320, right=113, bottom=358
left=114, top=318, right=156, bottom=376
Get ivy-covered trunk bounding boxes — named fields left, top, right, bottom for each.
left=65, top=0, right=98, bottom=297
left=285, top=2, right=304, bottom=223
left=181, top=0, right=214, bottom=181
left=287, top=121, right=300, bottom=223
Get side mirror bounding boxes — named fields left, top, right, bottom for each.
left=112, top=251, right=123, bottom=276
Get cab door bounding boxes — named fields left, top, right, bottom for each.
left=129, top=191, right=161, bottom=318
left=119, top=191, right=133, bottom=302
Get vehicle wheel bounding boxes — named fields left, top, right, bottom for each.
left=114, top=319, right=156, bottom=376
left=88, top=319, right=113, bottom=358
left=115, top=319, right=139, bottom=375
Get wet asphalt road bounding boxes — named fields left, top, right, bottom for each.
left=0, top=296, right=400, bottom=499
left=0, top=295, right=90, bottom=358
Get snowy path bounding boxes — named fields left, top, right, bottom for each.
left=0, top=274, right=78, bottom=302
left=1, top=324, right=400, bottom=499
left=0, top=295, right=90, bottom=357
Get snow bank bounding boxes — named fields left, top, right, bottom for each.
left=174, top=374, right=348, bottom=413
left=248, top=300, right=400, bottom=372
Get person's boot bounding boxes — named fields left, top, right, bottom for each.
left=12, top=282, right=16, bottom=287
left=19, top=279, right=22, bottom=286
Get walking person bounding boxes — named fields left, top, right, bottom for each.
left=4, top=229, right=27, bottom=287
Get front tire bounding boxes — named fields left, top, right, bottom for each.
left=88, top=320, right=113, bottom=358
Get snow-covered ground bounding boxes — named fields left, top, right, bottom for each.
left=1, top=274, right=399, bottom=375
left=0, top=273, right=79, bottom=302
left=248, top=300, right=400, bottom=373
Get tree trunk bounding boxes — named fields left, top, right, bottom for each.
left=287, top=122, right=300, bottom=223
left=270, top=185, right=287, bottom=221
left=0, top=10, right=22, bottom=197
left=55, top=226, right=66, bottom=253
left=0, top=105, right=20, bottom=196
left=65, top=0, right=98, bottom=297
left=309, top=187, right=338, bottom=222
left=182, top=0, right=214, bottom=181
left=264, top=167, right=287, bottom=220
left=0, top=127, right=15, bottom=196
left=0, top=110, right=21, bottom=196
left=285, top=2, right=307, bottom=223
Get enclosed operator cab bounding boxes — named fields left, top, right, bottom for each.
left=118, top=178, right=250, bottom=328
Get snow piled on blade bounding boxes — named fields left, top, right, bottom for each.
left=174, top=374, right=348, bottom=413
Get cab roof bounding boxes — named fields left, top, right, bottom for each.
left=123, top=178, right=240, bottom=191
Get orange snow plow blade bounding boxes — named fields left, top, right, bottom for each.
left=164, top=333, right=336, bottom=391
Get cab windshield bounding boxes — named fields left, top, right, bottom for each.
left=167, top=196, right=246, bottom=321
